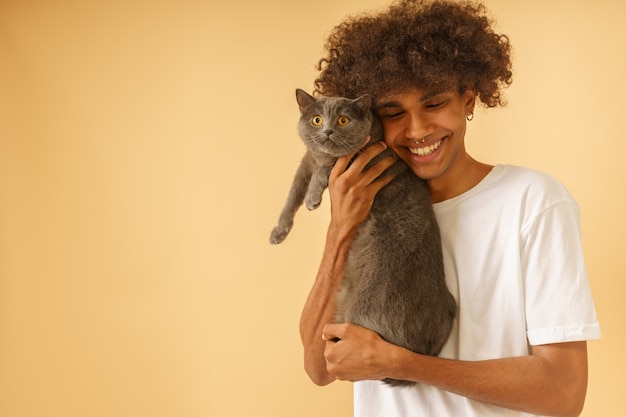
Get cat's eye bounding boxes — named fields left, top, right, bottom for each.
left=337, top=116, right=350, bottom=126
left=311, top=116, right=323, bottom=126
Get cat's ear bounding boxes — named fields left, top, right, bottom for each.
left=352, top=94, right=373, bottom=111
left=295, top=89, right=317, bottom=113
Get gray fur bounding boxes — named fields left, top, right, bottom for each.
left=271, top=89, right=456, bottom=386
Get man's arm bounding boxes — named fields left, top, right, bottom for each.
left=299, top=141, right=396, bottom=386
left=299, top=225, right=352, bottom=386
left=323, top=323, right=588, bottom=417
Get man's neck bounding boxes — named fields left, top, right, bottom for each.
left=428, top=155, right=493, bottom=203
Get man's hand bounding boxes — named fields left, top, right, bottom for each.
left=322, top=322, right=399, bottom=382
left=327, top=141, right=397, bottom=239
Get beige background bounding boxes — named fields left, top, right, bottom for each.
left=1, top=0, right=623, bottom=416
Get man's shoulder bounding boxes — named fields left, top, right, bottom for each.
left=493, top=165, right=579, bottom=223
left=495, top=165, right=572, bottom=199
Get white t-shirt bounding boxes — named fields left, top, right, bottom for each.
left=354, top=165, right=601, bottom=417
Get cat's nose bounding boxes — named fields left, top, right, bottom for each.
left=324, top=130, right=333, bottom=137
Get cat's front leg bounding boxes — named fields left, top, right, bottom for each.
left=305, top=165, right=332, bottom=210
left=269, top=153, right=315, bottom=244
left=270, top=218, right=293, bottom=245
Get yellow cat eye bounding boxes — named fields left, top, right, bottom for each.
left=337, top=116, right=350, bottom=127
left=311, top=115, right=323, bottom=126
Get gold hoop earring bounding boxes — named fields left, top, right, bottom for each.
left=466, top=112, right=474, bottom=121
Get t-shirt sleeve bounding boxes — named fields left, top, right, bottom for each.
left=521, top=198, right=601, bottom=345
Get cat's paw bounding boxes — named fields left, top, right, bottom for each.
left=305, top=196, right=322, bottom=211
left=269, top=224, right=291, bottom=245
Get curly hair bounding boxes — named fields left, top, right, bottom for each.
left=314, top=0, right=513, bottom=108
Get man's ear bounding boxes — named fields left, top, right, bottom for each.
left=464, top=88, right=477, bottom=116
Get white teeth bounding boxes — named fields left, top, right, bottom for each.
left=410, top=139, right=442, bottom=156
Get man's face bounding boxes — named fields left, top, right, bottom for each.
left=375, top=88, right=475, bottom=182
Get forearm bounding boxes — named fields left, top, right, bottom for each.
left=299, top=223, right=354, bottom=385
left=389, top=341, right=588, bottom=417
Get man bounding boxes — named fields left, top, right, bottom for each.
left=299, top=1, right=601, bottom=416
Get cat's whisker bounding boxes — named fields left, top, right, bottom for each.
left=337, top=140, right=359, bottom=157
left=276, top=140, right=308, bottom=159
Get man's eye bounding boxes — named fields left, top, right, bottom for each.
left=426, top=101, right=445, bottom=109
left=379, top=111, right=403, bottom=120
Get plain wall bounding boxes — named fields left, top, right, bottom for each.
left=0, top=1, right=623, bottom=416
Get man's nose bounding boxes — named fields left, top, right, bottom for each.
left=405, top=112, right=430, bottom=140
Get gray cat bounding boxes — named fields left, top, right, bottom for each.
left=271, top=89, right=456, bottom=386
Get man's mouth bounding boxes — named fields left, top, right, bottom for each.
left=409, top=139, right=443, bottom=156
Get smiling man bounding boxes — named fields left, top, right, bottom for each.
left=375, top=88, right=489, bottom=203
left=299, top=1, right=601, bottom=416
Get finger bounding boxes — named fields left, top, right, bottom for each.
left=359, top=154, right=398, bottom=187
left=330, top=153, right=353, bottom=181
left=347, top=141, right=388, bottom=173
left=369, top=169, right=397, bottom=193
left=322, top=323, right=346, bottom=342
left=330, top=137, right=372, bottom=179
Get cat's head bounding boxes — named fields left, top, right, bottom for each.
left=296, top=89, right=373, bottom=158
